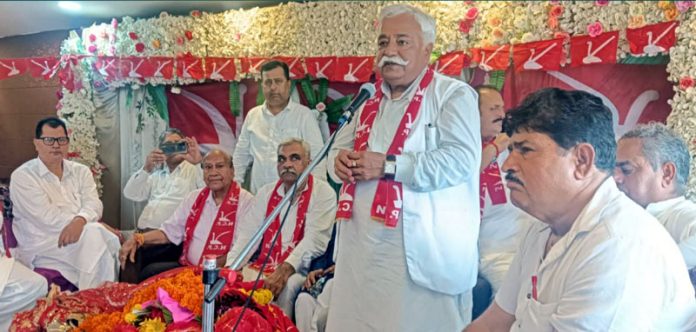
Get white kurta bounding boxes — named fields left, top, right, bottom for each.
left=160, top=187, right=254, bottom=265
left=233, top=100, right=326, bottom=193
left=123, top=161, right=204, bottom=230
left=326, top=70, right=481, bottom=331
left=10, top=158, right=120, bottom=289
left=479, top=150, right=535, bottom=293
left=226, top=178, right=336, bottom=319
left=0, top=256, right=47, bottom=332
left=496, top=178, right=696, bottom=331
left=646, top=196, right=696, bottom=269
left=227, top=178, right=337, bottom=272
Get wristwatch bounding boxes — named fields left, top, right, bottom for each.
left=383, top=154, right=397, bottom=180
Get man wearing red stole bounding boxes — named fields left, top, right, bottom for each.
left=226, top=138, right=336, bottom=320
left=326, top=4, right=482, bottom=331
left=119, top=149, right=254, bottom=280
left=477, top=86, right=534, bottom=295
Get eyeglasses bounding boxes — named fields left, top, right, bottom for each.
left=38, top=136, right=70, bottom=146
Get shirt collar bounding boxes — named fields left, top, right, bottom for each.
left=540, top=177, right=621, bottom=267
left=262, top=99, right=294, bottom=116
left=646, top=196, right=686, bottom=216
left=274, top=178, right=311, bottom=198
left=380, top=67, right=428, bottom=101
left=37, top=158, right=71, bottom=178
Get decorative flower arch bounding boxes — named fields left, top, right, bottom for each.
left=57, top=1, right=696, bottom=197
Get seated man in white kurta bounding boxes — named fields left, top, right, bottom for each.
left=10, top=117, right=120, bottom=290
left=120, top=149, right=254, bottom=279
left=227, top=138, right=335, bottom=320
left=615, top=123, right=696, bottom=270
left=466, top=88, right=696, bottom=332
left=0, top=213, right=47, bottom=332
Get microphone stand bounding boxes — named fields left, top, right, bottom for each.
left=201, top=105, right=360, bottom=332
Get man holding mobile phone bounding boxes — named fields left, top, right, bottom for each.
left=122, top=128, right=205, bottom=281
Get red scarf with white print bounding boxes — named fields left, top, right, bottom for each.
left=250, top=175, right=314, bottom=274
left=178, top=184, right=240, bottom=266
left=336, top=68, right=434, bottom=228
left=479, top=141, right=507, bottom=217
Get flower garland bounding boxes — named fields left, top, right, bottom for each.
left=58, top=1, right=696, bottom=197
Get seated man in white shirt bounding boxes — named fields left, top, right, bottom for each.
left=465, top=88, right=696, bottom=332
left=122, top=128, right=204, bottom=277
left=476, top=85, right=533, bottom=295
left=615, top=123, right=696, bottom=270
left=123, top=128, right=204, bottom=231
left=119, top=149, right=253, bottom=280
left=0, top=214, right=47, bottom=331
left=233, top=60, right=326, bottom=194
left=227, top=138, right=336, bottom=319
left=10, top=117, right=120, bottom=290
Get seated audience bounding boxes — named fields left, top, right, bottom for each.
left=465, top=88, right=696, bottom=331
left=476, top=85, right=534, bottom=295
left=227, top=138, right=336, bottom=319
left=119, top=149, right=253, bottom=280
left=615, top=122, right=696, bottom=269
left=1, top=213, right=47, bottom=331
left=10, top=117, right=120, bottom=290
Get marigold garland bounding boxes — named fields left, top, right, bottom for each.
left=78, top=311, right=125, bottom=332
left=123, top=269, right=204, bottom=318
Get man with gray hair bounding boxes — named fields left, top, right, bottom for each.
left=227, top=138, right=336, bottom=320
left=328, top=4, right=481, bottom=331
left=615, top=122, right=696, bottom=269
left=120, top=149, right=254, bottom=280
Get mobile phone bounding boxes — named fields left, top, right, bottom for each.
left=160, top=141, right=188, bottom=155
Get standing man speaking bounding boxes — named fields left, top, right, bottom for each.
left=327, top=4, right=481, bottom=331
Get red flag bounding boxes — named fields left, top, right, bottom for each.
left=94, top=57, right=120, bottom=81
left=142, top=57, right=174, bottom=80
left=240, top=57, right=267, bottom=75
left=432, top=51, right=468, bottom=76
left=167, top=82, right=239, bottom=154
left=27, top=57, right=59, bottom=79
left=119, top=57, right=149, bottom=80
left=512, top=38, right=564, bottom=72
left=177, top=55, right=204, bottom=80
left=626, top=21, right=679, bottom=56
left=0, top=58, right=27, bottom=80
left=471, top=45, right=511, bottom=71
left=274, top=56, right=305, bottom=79
left=305, top=56, right=337, bottom=80
left=334, top=56, right=374, bottom=83
left=570, top=31, right=619, bottom=67
left=205, top=57, right=236, bottom=81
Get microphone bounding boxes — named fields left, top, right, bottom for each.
left=337, top=83, right=377, bottom=126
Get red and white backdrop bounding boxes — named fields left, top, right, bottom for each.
left=163, top=63, right=672, bottom=154
left=501, top=64, right=673, bottom=137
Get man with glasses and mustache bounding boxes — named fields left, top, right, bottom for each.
left=475, top=85, right=534, bottom=309
left=10, top=117, right=120, bottom=290
left=234, top=60, right=325, bottom=194
left=465, top=88, right=696, bottom=331
left=227, top=138, right=336, bottom=320
left=327, top=4, right=481, bottom=331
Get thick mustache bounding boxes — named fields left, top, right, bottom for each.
left=505, top=173, right=524, bottom=186
left=378, top=56, right=409, bottom=68
left=281, top=169, right=296, bottom=175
